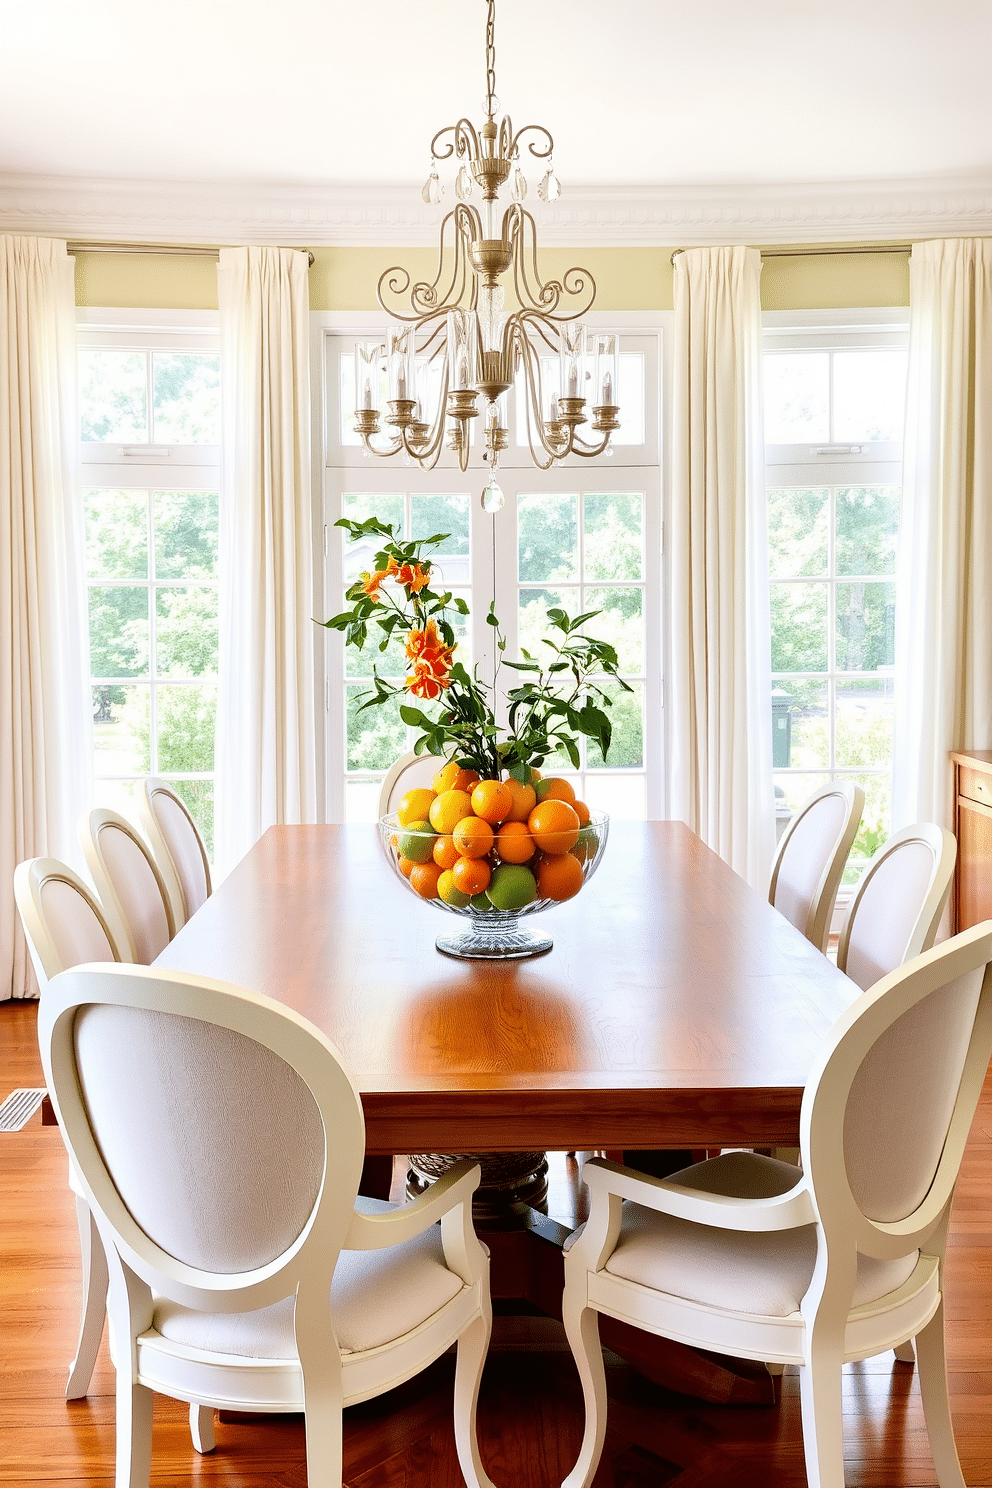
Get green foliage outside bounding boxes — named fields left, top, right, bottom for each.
left=769, top=484, right=899, bottom=873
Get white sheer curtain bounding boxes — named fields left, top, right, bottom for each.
left=668, top=246, right=774, bottom=889
left=215, top=247, right=317, bottom=876
left=892, top=239, right=992, bottom=832
left=1, top=236, right=91, bottom=999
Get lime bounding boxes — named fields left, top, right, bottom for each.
left=487, top=864, right=538, bottom=910
left=469, top=892, right=492, bottom=911
left=397, top=819, right=435, bottom=864
left=437, top=869, right=471, bottom=907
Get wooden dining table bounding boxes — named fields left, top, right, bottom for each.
left=154, top=819, right=856, bottom=1155
left=153, top=818, right=857, bottom=1404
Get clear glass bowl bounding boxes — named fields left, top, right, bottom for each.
left=378, top=809, right=609, bottom=960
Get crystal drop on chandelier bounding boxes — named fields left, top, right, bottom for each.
left=455, top=163, right=473, bottom=200
left=510, top=164, right=527, bottom=202
left=538, top=165, right=562, bottom=203
left=422, top=167, right=443, bottom=206
left=482, top=478, right=505, bottom=512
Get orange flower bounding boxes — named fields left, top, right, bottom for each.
left=398, top=562, right=431, bottom=594
left=404, top=619, right=455, bottom=699
left=405, top=659, right=452, bottom=700
left=360, top=556, right=399, bottom=602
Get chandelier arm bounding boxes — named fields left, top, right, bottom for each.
left=508, top=124, right=554, bottom=161
left=431, top=118, right=482, bottom=161
left=513, top=208, right=561, bottom=314
left=377, top=207, right=477, bottom=321
left=517, top=332, right=563, bottom=469
left=499, top=115, right=513, bottom=159
left=359, top=430, right=403, bottom=458
left=568, top=431, right=614, bottom=459
left=518, top=307, right=562, bottom=354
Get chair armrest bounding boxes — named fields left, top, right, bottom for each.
left=582, top=1157, right=816, bottom=1233
left=344, top=1160, right=481, bottom=1251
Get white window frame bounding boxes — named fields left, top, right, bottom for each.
left=311, top=311, right=667, bottom=823
left=77, top=307, right=221, bottom=836
left=763, top=307, right=909, bottom=897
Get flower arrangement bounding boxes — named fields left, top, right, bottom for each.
left=320, top=515, right=632, bottom=782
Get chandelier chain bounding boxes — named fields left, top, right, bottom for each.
left=485, top=0, right=497, bottom=116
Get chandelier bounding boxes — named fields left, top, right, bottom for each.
left=352, top=0, right=620, bottom=510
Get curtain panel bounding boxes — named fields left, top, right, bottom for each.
left=215, top=248, right=318, bottom=876
left=893, top=238, right=992, bottom=832
left=1, top=236, right=91, bottom=999
left=668, top=246, right=774, bottom=890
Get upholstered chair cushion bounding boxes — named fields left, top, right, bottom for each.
left=40, top=878, right=117, bottom=967
left=773, top=793, right=848, bottom=934
left=74, top=1005, right=325, bottom=1272
left=155, top=791, right=209, bottom=917
left=99, top=825, right=171, bottom=962
left=153, top=1197, right=465, bottom=1357
left=602, top=1152, right=918, bottom=1317
left=843, top=839, right=937, bottom=991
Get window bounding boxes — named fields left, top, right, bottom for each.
left=764, top=312, right=908, bottom=880
left=78, top=314, right=220, bottom=857
left=320, top=325, right=662, bottom=822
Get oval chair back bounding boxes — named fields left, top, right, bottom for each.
left=138, top=778, right=211, bottom=931
left=768, top=781, right=865, bottom=951
left=79, top=808, right=175, bottom=964
left=377, top=751, right=444, bottom=819
left=837, top=823, right=956, bottom=990
left=14, top=857, right=127, bottom=989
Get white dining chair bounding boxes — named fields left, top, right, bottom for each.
left=377, top=750, right=445, bottom=818
left=837, top=823, right=956, bottom=991
left=768, top=781, right=865, bottom=952
left=13, top=857, right=127, bottom=1401
left=560, top=922, right=992, bottom=1488
left=79, top=807, right=175, bottom=963
left=38, top=963, right=496, bottom=1488
left=137, top=777, right=211, bottom=931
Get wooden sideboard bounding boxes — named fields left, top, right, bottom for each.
left=952, top=750, right=992, bottom=932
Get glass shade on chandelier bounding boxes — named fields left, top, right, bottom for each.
left=352, top=0, right=621, bottom=503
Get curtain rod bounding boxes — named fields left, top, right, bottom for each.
left=66, top=240, right=316, bottom=267
left=670, top=242, right=912, bottom=266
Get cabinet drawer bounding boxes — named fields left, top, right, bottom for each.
left=958, top=766, right=992, bottom=806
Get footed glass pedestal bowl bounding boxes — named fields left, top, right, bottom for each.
left=378, top=809, right=609, bottom=960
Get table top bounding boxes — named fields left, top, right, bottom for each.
left=153, top=821, right=858, bottom=1154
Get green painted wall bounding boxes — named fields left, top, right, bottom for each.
left=74, top=243, right=912, bottom=313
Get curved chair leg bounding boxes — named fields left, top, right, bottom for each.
left=915, top=1299, right=966, bottom=1488
left=115, top=1376, right=153, bottom=1488
left=893, top=1338, right=916, bottom=1363
left=798, top=1341, right=846, bottom=1488
left=66, top=1195, right=108, bottom=1399
left=189, top=1403, right=216, bottom=1453
left=561, top=1298, right=609, bottom=1488
left=453, top=1309, right=497, bottom=1488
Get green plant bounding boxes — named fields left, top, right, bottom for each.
left=319, top=517, right=632, bottom=780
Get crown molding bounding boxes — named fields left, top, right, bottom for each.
left=2, top=171, right=992, bottom=248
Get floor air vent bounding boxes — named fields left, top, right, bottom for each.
left=0, top=1088, right=47, bottom=1132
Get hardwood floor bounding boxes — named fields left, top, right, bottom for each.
left=3, top=996, right=991, bottom=1488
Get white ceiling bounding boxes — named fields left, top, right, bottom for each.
left=2, top=0, right=991, bottom=243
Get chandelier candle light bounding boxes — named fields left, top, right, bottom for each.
left=352, top=0, right=621, bottom=511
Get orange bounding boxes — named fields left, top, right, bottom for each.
left=535, top=776, right=576, bottom=805
left=432, top=834, right=460, bottom=870
left=432, top=761, right=481, bottom=795
left=397, top=855, right=416, bottom=878
left=453, top=815, right=495, bottom=859
left=451, top=856, right=491, bottom=896
left=573, top=798, right=591, bottom=826
left=409, top=861, right=442, bottom=899
left=397, top=787, right=437, bottom=826
left=437, top=869, right=471, bottom=907
left=536, top=851, right=584, bottom=901
left=504, top=777, right=537, bottom=823
left=495, top=820, right=535, bottom=864
left=429, top=788, right=474, bottom=834
left=470, top=778, right=513, bottom=824
left=528, top=799, right=580, bottom=855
